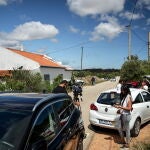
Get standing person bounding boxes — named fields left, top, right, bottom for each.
left=72, top=83, right=83, bottom=102
left=52, top=80, right=80, bottom=107
left=116, top=79, right=123, bottom=93
left=114, top=85, right=132, bottom=148
left=141, top=80, right=148, bottom=91
left=52, top=80, right=68, bottom=94
left=91, top=77, right=95, bottom=85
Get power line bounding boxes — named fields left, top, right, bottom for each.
left=132, top=29, right=147, bottom=43
left=46, top=40, right=90, bottom=55
left=129, top=0, right=138, bottom=26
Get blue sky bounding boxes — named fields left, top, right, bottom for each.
left=0, top=0, right=149, bottom=69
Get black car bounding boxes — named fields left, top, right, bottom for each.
left=0, top=93, right=85, bottom=150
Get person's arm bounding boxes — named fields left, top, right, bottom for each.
left=74, top=101, right=80, bottom=106
left=115, top=96, right=132, bottom=111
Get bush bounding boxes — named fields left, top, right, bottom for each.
left=0, top=83, right=6, bottom=91
left=133, top=142, right=150, bottom=150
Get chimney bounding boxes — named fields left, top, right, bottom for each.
left=20, top=44, right=24, bottom=51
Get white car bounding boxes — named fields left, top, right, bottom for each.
left=89, top=88, right=150, bottom=137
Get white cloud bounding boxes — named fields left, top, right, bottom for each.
left=69, top=25, right=79, bottom=33
left=138, top=0, right=150, bottom=5
left=137, top=0, right=150, bottom=10
left=69, top=25, right=88, bottom=36
left=67, top=0, right=125, bottom=17
left=0, top=0, right=7, bottom=5
left=0, top=39, right=20, bottom=47
left=0, top=21, right=59, bottom=47
left=147, top=18, right=150, bottom=25
left=10, top=21, right=59, bottom=41
left=50, top=38, right=58, bottom=43
left=0, top=0, right=22, bottom=6
left=90, top=20, right=123, bottom=41
left=119, top=11, right=144, bottom=20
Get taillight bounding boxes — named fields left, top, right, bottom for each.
left=90, top=103, right=98, bottom=111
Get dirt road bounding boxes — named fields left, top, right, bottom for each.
left=70, top=79, right=118, bottom=149
left=88, top=124, right=150, bottom=150
left=70, top=79, right=150, bottom=150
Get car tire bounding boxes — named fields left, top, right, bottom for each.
left=91, top=124, right=99, bottom=130
left=131, top=118, right=141, bottom=137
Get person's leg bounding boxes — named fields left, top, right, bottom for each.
left=80, top=93, right=83, bottom=101
left=124, top=115, right=131, bottom=145
left=117, top=115, right=125, bottom=144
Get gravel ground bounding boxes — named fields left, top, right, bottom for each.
left=88, top=123, right=150, bottom=150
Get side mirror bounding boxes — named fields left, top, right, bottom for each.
left=31, top=139, right=48, bottom=150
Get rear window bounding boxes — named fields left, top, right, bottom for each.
left=97, top=92, right=121, bottom=105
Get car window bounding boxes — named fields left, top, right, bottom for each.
left=0, top=109, right=31, bottom=150
left=28, top=106, right=57, bottom=148
left=133, top=94, right=143, bottom=104
left=141, top=92, right=150, bottom=102
left=97, top=92, right=121, bottom=105
left=52, top=99, right=73, bottom=127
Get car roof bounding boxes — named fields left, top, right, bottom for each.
left=101, top=88, right=149, bottom=102
left=0, top=93, right=70, bottom=112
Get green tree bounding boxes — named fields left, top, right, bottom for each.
left=127, top=55, right=138, bottom=61
left=52, top=74, right=63, bottom=90
left=120, top=60, right=144, bottom=81
left=140, top=60, right=150, bottom=75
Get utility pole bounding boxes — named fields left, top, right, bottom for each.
left=126, top=25, right=131, bottom=60
left=148, top=32, right=150, bottom=61
left=81, top=46, right=83, bottom=70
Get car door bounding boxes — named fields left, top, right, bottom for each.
left=52, top=98, right=80, bottom=150
left=132, top=93, right=147, bottom=123
left=141, top=91, right=150, bottom=121
left=25, top=105, right=58, bottom=150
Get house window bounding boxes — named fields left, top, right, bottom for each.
left=44, top=74, right=50, bottom=81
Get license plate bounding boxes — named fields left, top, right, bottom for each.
left=99, top=119, right=112, bottom=125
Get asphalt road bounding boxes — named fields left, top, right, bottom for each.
left=69, top=78, right=119, bottom=150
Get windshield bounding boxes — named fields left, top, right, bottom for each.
left=0, top=108, right=31, bottom=150
left=97, top=92, right=121, bottom=105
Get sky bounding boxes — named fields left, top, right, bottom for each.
left=0, top=0, right=150, bottom=69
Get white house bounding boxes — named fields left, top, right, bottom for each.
left=0, top=47, right=72, bottom=83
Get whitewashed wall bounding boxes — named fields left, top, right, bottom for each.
left=0, top=47, right=72, bottom=83
left=33, top=67, right=72, bottom=83
left=0, top=47, right=39, bottom=70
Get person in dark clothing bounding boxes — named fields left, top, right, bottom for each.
left=52, top=80, right=68, bottom=94
left=52, top=80, right=80, bottom=107
left=91, top=77, right=95, bottom=85
left=72, top=83, right=83, bottom=102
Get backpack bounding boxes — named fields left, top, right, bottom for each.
left=72, top=85, right=82, bottom=93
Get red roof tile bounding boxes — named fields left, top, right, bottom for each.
left=0, top=70, right=12, bottom=77
left=7, top=48, right=65, bottom=68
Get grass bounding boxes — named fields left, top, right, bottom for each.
left=132, top=142, right=150, bottom=150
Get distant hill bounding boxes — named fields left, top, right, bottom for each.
left=74, top=68, right=120, bottom=73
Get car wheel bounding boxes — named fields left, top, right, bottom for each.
left=91, top=124, right=99, bottom=130
left=131, top=118, right=141, bottom=137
